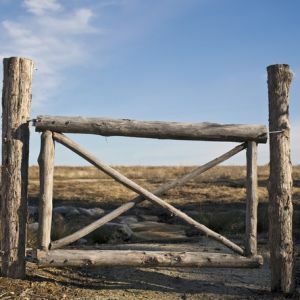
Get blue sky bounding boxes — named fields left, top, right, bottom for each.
left=0, top=0, right=299, bottom=166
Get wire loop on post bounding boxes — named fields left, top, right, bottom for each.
left=268, top=130, right=285, bottom=134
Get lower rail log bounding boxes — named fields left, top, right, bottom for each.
left=50, top=142, right=246, bottom=250
left=36, top=250, right=263, bottom=268
left=52, top=132, right=244, bottom=256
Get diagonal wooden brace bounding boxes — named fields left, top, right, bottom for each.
left=51, top=141, right=246, bottom=250
left=51, top=132, right=245, bottom=255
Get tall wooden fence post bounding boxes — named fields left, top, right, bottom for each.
left=267, top=64, right=294, bottom=293
left=1, top=57, right=34, bottom=278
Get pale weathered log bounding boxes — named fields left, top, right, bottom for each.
left=52, top=132, right=244, bottom=255
left=35, top=115, right=268, bottom=143
left=267, top=64, right=294, bottom=293
left=245, top=142, right=258, bottom=256
left=38, top=131, right=55, bottom=250
left=36, top=249, right=263, bottom=268
left=1, top=57, right=34, bottom=278
left=51, top=143, right=246, bottom=250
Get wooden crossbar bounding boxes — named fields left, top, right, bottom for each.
left=34, top=115, right=268, bottom=143
left=36, top=250, right=263, bottom=268
left=50, top=143, right=246, bottom=250
left=51, top=132, right=244, bottom=255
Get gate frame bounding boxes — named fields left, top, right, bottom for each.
left=34, top=119, right=264, bottom=267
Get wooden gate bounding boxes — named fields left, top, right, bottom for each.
left=1, top=57, right=294, bottom=292
left=33, top=116, right=266, bottom=268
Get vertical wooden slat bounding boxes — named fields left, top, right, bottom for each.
left=1, top=57, right=33, bottom=278
left=267, top=64, right=294, bottom=293
left=38, top=131, right=55, bottom=250
left=245, top=141, right=258, bottom=256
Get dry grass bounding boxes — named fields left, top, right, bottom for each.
left=27, top=165, right=300, bottom=239
left=28, top=165, right=300, bottom=208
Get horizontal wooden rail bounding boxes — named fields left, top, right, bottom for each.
left=51, top=132, right=244, bottom=255
left=34, top=115, right=268, bottom=143
left=50, top=143, right=246, bottom=250
left=36, top=250, right=263, bottom=268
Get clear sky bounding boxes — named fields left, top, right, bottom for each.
left=0, top=0, right=299, bottom=166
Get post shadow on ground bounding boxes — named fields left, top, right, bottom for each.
left=26, top=265, right=275, bottom=298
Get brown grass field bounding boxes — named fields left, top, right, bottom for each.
left=0, top=165, right=299, bottom=299
left=28, top=165, right=300, bottom=207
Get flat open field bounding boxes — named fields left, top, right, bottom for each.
left=28, top=164, right=300, bottom=207
left=1, top=165, right=300, bottom=299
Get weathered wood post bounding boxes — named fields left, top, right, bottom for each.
left=267, top=64, right=294, bottom=293
left=38, top=131, right=55, bottom=250
left=245, top=141, right=258, bottom=256
left=1, top=57, right=34, bottom=278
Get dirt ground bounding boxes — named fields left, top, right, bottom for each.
left=0, top=243, right=298, bottom=299
left=0, top=165, right=300, bottom=299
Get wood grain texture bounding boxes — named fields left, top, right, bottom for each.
left=245, top=142, right=258, bottom=256
left=36, top=250, right=263, bottom=268
left=51, top=143, right=246, bottom=249
left=267, top=64, right=294, bottom=293
left=1, top=57, right=33, bottom=278
left=35, top=115, right=268, bottom=143
left=38, top=131, right=55, bottom=250
left=52, top=132, right=244, bottom=255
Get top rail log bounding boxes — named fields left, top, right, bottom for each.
left=34, top=115, right=268, bottom=143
